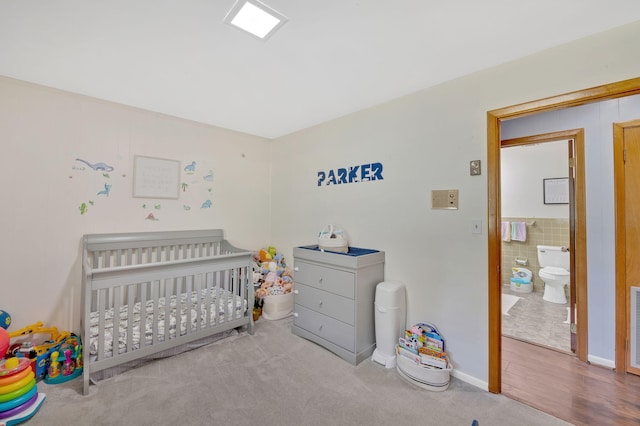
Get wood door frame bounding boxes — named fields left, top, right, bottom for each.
left=488, top=77, right=640, bottom=393
left=614, top=119, right=640, bottom=375
left=501, top=130, right=586, bottom=356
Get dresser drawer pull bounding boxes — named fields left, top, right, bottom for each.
left=293, top=312, right=298, bottom=318
left=318, top=325, right=323, bottom=332
left=293, top=289, right=299, bottom=295
left=318, top=300, right=323, bottom=307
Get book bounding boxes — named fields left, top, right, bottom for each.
left=419, top=352, right=448, bottom=369
left=396, top=345, right=421, bottom=364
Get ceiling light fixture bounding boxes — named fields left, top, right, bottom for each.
left=223, top=0, right=288, bottom=41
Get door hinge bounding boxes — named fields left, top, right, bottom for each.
left=570, top=323, right=577, bottom=334
left=626, top=338, right=629, bottom=353
left=568, top=158, right=575, bottom=168
left=624, top=149, right=627, bottom=164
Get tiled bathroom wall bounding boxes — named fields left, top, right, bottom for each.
left=501, top=217, right=570, bottom=292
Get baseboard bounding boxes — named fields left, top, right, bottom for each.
left=588, top=354, right=615, bottom=369
left=451, top=369, right=488, bottom=391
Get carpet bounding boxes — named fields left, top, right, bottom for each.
left=502, top=293, right=521, bottom=315
left=25, top=317, right=570, bottom=426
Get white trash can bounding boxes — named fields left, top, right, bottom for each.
left=371, top=281, right=406, bottom=368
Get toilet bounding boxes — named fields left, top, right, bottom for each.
left=537, top=245, right=570, bottom=304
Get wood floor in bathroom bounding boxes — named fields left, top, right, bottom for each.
left=502, top=336, right=640, bottom=425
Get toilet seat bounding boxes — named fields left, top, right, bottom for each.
left=539, top=266, right=569, bottom=279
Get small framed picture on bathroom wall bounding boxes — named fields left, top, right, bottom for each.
left=543, top=177, right=569, bottom=204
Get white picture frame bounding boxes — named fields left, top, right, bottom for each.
left=543, top=177, right=569, bottom=204
left=133, top=155, right=180, bottom=199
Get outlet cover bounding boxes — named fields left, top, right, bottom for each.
left=432, top=189, right=459, bottom=209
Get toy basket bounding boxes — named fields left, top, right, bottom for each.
left=261, top=292, right=294, bottom=320
left=396, top=352, right=453, bottom=392
left=396, top=322, right=452, bottom=391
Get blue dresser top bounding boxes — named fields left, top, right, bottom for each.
left=297, top=245, right=380, bottom=257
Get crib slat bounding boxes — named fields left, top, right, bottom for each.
left=113, top=286, right=121, bottom=355
left=98, top=288, right=106, bottom=361
left=196, top=273, right=203, bottom=331
left=127, top=285, right=135, bottom=352
left=185, top=275, right=193, bottom=334
left=139, top=283, right=147, bottom=348
left=164, top=279, right=171, bottom=342
left=205, top=272, right=212, bottom=328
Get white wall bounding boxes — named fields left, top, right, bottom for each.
left=501, top=141, right=570, bottom=218
left=270, top=20, right=640, bottom=386
left=0, top=77, right=271, bottom=332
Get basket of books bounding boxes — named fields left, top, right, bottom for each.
left=395, top=322, right=452, bottom=391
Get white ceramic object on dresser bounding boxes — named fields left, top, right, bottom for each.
left=291, top=246, right=385, bottom=365
left=537, top=245, right=570, bottom=304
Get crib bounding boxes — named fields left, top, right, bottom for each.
left=81, top=229, right=254, bottom=395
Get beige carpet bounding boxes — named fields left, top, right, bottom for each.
left=27, top=317, right=570, bottom=426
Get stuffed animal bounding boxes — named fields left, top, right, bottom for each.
left=262, top=261, right=279, bottom=284
left=258, top=249, right=272, bottom=262
left=256, top=280, right=272, bottom=298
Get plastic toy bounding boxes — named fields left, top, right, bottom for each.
left=0, top=329, right=8, bottom=359
left=0, top=354, right=44, bottom=426
left=0, top=393, right=45, bottom=426
left=0, top=310, right=11, bottom=330
left=8, top=322, right=72, bottom=380
left=0, top=368, right=32, bottom=390
left=0, top=372, right=34, bottom=396
left=43, top=340, right=83, bottom=385
left=0, top=379, right=35, bottom=404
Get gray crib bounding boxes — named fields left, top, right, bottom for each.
left=81, top=229, right=254, bottom=395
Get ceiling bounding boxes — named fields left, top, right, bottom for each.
left=1, top=1, right=639, bottom=139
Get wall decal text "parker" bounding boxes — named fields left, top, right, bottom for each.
left=317, top=162, right=383, bottom=186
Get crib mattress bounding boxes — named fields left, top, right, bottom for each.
left=89, top=289, right=246, bottom=359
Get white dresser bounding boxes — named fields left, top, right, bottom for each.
left=291, top=246, right=385, bottom=365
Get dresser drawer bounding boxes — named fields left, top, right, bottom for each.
left=293, top=305, right=354, bottom=352
left=294, top=283, right=354, bottom=325
left=294, top=262, right=355, bottom=298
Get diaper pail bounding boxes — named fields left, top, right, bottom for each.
left=510, top=268, right=532, bottom=293
left=371, top=281, right=406, bottom=368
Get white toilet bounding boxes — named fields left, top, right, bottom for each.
left=536, top=245, right=570, bottom=304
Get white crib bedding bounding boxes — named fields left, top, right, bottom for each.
left=89, top=289, right=246, bottom=359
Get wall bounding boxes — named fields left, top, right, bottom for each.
left=501, top=141, right=569, bottom=218
left=0, top=77, right=271, bottom=333
left=270, top=20, right=640, bottom=386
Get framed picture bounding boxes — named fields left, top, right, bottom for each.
left=543, top=177, right=569, bottom=204
left=133, top=155, right=180, bottom=199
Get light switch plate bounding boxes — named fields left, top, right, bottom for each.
left=432, top=189, right=459, bottom=209
left=470, top=160, right=481, bottom=176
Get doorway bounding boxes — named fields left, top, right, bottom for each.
left=487, top=77, right=640, bottom=393
left=500, top=133, right=584, bottom=355
left=614, top=119, right=640, bottom=376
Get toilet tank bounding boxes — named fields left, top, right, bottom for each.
left=537, top=245, right=570, bottom=270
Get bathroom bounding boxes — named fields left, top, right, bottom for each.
left=500, top=140, right=571, bottom=353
